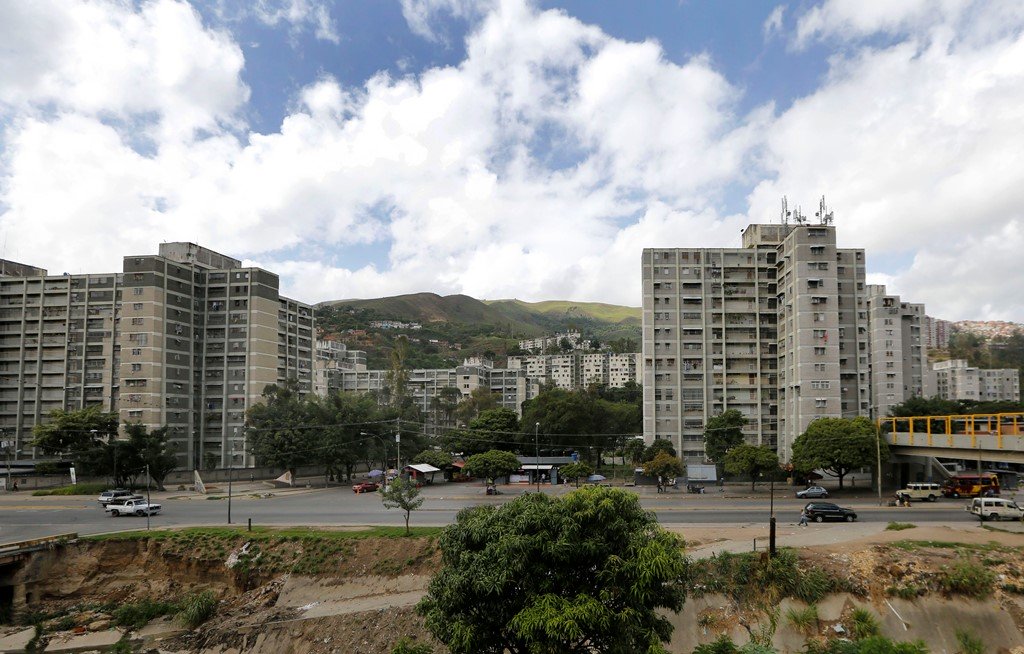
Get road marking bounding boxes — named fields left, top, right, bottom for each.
left=0, top=505, right=88, bottom=510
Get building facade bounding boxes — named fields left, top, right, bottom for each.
left=1, top=243, right=313, bottom=469
left=931, top=359, right=1020, bottom=403
left=642, top=222, right=876, bottom=463
left=865, top=286, right=926, bottom=419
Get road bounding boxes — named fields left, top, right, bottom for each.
left=0, top=482, right=988, bottom=544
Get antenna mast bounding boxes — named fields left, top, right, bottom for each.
left=780, top=196, right=790, bottom=226
left=816, top=195, right=834, bottom=225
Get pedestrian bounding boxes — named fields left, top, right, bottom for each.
left=11, top=481, right=18, bottom=492
left=799, top=508, right=809, bottom=527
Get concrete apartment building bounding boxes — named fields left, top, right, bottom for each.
left=865, top=285, right=926, bottom=419
left=517, top=330, right=591, bottom=353
left=0, top=243, right=314, bottom=470
left=507, top=352, right=641, bottom=391
left=642, top=221, right=875, bottom=463
left=931, top=359, right=1020, bottom=403
left=924, top=316, right=952, bottom=350
left=314, top=338, right=368, bottom=396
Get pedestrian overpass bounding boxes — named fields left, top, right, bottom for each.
left=880, top=413, right=1024, bottom=465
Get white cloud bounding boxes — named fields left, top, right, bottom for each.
left=252, top=0, right=339, bottom=43
left=3, top=0, right=1024, bottom=322
left=763, top=5, right=785, bottom=40
left=400, top=0, right=491, bottom=43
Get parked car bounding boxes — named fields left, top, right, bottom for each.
left=899, top=482, right=942, bottom=502
left=796, top=486, right=829, bottom=499
left=967, top=497, right=1024, bottom=521
left=803, top=502, right=857, bottom=522
left=105, top=499, right=161, bottom=517
left=352, top=481, right=379, bottom=494
left=97, top=489, right=143, bottom=506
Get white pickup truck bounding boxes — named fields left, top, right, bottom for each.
left=105, top=499, right=162, bottom=517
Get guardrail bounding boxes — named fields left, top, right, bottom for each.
left=0, top=532, right=77, bottom=559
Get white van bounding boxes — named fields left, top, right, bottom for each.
left=899, top=482, right=943, bottom=502
left=968, top=497, right=1024, bottom=521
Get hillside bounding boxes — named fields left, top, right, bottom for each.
left=315, top=293, right=641, bottom=369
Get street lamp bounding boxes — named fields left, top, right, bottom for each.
left=228, top=438, right=235, bottom=525
left=534, top=422, right=540, bottom=492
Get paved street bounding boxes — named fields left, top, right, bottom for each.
left=0, top=481, right=994, bottom=544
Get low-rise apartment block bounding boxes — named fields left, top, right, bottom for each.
left=931, top=359, right=1020, bottom=403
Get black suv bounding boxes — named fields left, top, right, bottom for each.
left=804, top=502, right=857, bottom=523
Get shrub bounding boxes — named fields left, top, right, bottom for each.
left=886, top=584, right=924, bottom=600
left=391, top=637, right=433, bottom=654
left=849, top=607, right=880, bottom=640
left=786, top=605, right=819, bottom=634
left=795, top=568, right=832, bottom=604
left=113, top=599, right=178, bottom=629
left=32, top=482, right=109, bottom=496
left=955, top=629, right=985, bottom=654
left=936, top=559, right=996, bottom=598
left=885, top=522, right=916, bottom=531
left=177, top=590, right=217, bottom=628
left=692, top=635, right=741, bottom=654
left=804, top=636, right=928, bottom=653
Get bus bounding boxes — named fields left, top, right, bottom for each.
left=943, top=473, right=1000, bottom=498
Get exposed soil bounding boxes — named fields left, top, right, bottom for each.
left=4, top=525, right=1024, bottom=653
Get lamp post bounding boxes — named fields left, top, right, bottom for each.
left=145, top=463, right=151, bottom=531
left=534, top=422, right=540, bottom=492
left=769, top=471, right=776, bottom=557
left=876, top=422, right=883, bottom=507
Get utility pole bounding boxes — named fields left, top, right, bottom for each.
left=145, top=464, right=151, bottom=531
left=395, top=418, right=401, bottom=479
left=535, top=422, right=540, bottom=492
left=876, top=422, right=883, bottom=506
left=228, top=437, right=234, bottom=525
left=769, top=473, right=776, bottom=557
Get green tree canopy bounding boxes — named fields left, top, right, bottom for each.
left=247, top=379, right=312, bottom=477
left=462, top=449, right=521, bottom=483
left=455, top=387, right=499, bottom=426
left=381, top=477, right=425, bottom=536
left=412, top=449, right=453, bottom=469
left=124, top=423, right=178, bottom=491
left=558, top=461, right=594, bottom=487
left=704, top=410, right=746, bottom=464
left=31, top=406, right=119, bottom=457
left=723, top=444, right=779, bottom=491
left=308, top=391, right=380, bottom=482
left=791, top=417, right=888, bottom=490
left=643, top=438, right=677, bottom=462
left=418, top=487, right=689, bottom=654
left=643, top=452, right=686, bottom=481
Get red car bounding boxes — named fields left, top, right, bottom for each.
left=352, top=481, right=379, bottom=494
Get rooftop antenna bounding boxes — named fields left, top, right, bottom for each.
left=793, top=205, right=806, bottom=225
left=780, top=196, right=791, bottom=225
left=816, top=195, right=834, bottom=225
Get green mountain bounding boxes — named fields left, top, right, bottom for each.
left=316, top=293, right=641, bottom=368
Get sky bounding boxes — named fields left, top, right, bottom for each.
left=1, top=1, right=1024, bottom=321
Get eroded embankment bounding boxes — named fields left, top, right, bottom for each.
left=4, top=527, right=1024, bottom=653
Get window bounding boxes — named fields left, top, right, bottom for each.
left=131, top=348, right=141, bottom=356
left=813, top=329, right=827, bottom=339
left=131, top=317, right=143, bottom=325
left=810, top=380, right=831, bottom=390
left=133, top=302, right=143, bottom=310
left=133, top=287, right=143, bottom=296
left=814, top=347, right=826, bottom=355
left=814, top=363, right=826, bottom=372
left=815, top=398, right=827, bottom=407
left=813, top=312, right=825, bottom=322
left=131, top=363, right=142, bottom=372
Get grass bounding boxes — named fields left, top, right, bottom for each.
left=886, top=583, right=925, bottom=599
left=32, top=482, right=109, bottom=496
left=85, top=525, right=442, bottom=542
left=956, top=629, right=985, bottom=654
left=936, top=559, right=996, bottom=598
left=885, top=522, right=917, bottom=531
left=786, top=605, right=819, bottom=634
left=689, top=548, right=848, bottom=608
left=178, top=590, right=217, bottom=628
left=113, top=599, right=179, bottom=629
left=849, top=607, right=881, bottom=640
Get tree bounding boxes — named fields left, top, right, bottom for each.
left=470, top=407, right=520, bottom=435
left=387, top=335, right=411, bottom=407
left=430, top=386, right=463, bottom=429
left=559, top=461, right=594, bottom=488
left=642, top=452, right=685, bottom=481
left=723, top=445, right=780, bottom=491
left=454, top=387, right=499, bottom=426
left=704, top=410, right=746, bottom=466
left=791, top=417, right=889, bottom=490
left=308, top=391, right=379, bottom=483
left=247, top=379, right=312, bottom=479
left=643, top=438, right=676, bottom=462
left=413, top=449, right=453, bottom=470
left=381, top=477, right=425, bottom=536
left=621, top=437, right=647, bottom=466
left=124, top=423, right=178, bottom=491
left=462, top=449, right=521, bottom=484
left=418, top=487, right=689, bottom=654
left=31, top=405, right=118, bottom=455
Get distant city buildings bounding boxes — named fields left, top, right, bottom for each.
left=369, top=320, right=421, bottom=330
left=1, top=243, right=313, bottom=469
left=518, top=330, right=591, bottom=353
left=506, top=352, right=640, bottom=391
left=924, top=316, right=952, bottom=350
left=928, top=359, right=1020, bottom=403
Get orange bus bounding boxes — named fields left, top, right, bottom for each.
left=943, top=473, right=1000, bottom=498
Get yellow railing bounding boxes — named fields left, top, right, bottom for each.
left=878, top=413, right=1024, bottom=449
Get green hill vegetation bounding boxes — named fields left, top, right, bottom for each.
left=315, top=293, right=641, bottom=369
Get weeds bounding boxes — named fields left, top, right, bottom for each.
left=955, top=629, right=985, bottom=654
left=177, top=590, right=217, bottom=628
left=391, top=637, right=433, bottom=654
left=886, top=583, right=924, bottom=599
left=113, top=599, right=178, bottom=629
left=786, top=605, right=818, bottom=634
left=885, top=522, right=916, bottom=531
left=848, top=607, right=880, bottom=640
left=936, top=559, right=996, bottom=598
